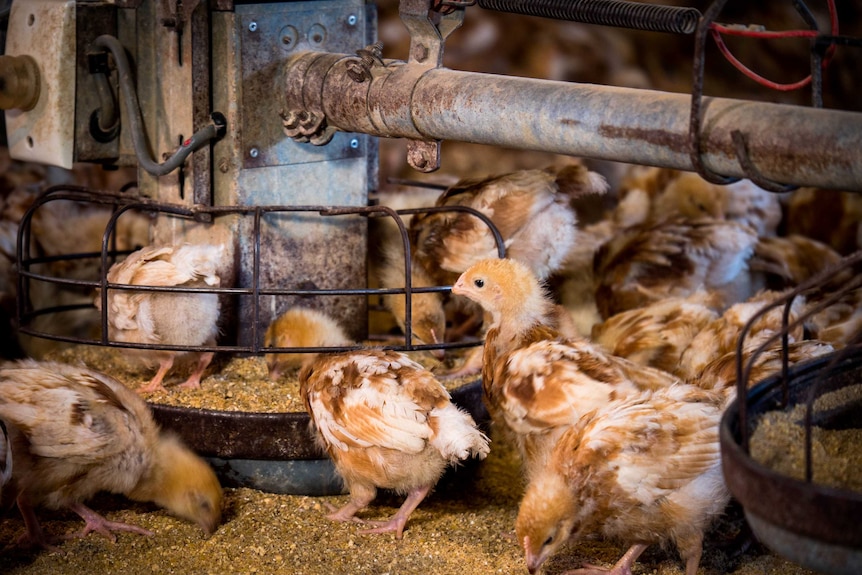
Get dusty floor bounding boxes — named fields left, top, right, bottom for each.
left=0, top=423, right=820, bottom=575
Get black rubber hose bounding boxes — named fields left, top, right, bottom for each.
left=477, top=0, right=701, bottom=34
left=91, top=35, right=226, bottom=176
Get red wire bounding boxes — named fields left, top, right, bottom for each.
left=707, top=0, right=839, bottom=91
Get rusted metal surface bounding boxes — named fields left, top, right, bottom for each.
left=74, top=4, right=120, bottom=163
left=283, top=51, right=862, bottom=190
left=721, top=352, right=862, bottom=560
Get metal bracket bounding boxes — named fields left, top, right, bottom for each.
left=398, top=0, right=466, bottom=172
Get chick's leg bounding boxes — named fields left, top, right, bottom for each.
left=65, top=502, right=154, bottom=542
left=324, top=484, right=376, bottom=524
left=139, top=357, right=173, bottom=393
left=359, top=484, right=431, bottom=540
left=564, top=543, right=648, bottom=575
left=179, top=351, right=215, bottom=390
left=8, top=494, right=63, bottom=553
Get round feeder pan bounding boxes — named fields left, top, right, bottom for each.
left=150, top=379, right=488, bottom=496
left=720, top=352, right=862, bottom=575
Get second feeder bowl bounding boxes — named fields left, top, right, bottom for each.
left=720, top=351, right=862, bottom=575
left=150, top=378, right=488, bottom=496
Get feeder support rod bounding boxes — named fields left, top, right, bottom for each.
left=283, top=51, right=862, bottom=190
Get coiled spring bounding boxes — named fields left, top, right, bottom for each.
left=477, top=0, right=701, bottom=34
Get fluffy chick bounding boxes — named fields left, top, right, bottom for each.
left=516, top=383, right=728, bottom=575
left=264, top=307, right=353, bottom=380
left=678, top=289, right=806, bottom=381
left=300, top=343, right=489, bottom=539
left=594, top=217, right=763, bottom=319
left=452, top=258, right=681, bottom=476
left=377, top=241, right=447, bottom=359
left=590, top=291, right=720, bottom=375
left=95, top=243, right=223, bottom=393
left=395, top=164, right=607, bottom=359
left=0, top=360, right=223, bottom=550
left=698, top=339, right=835, bottom=406
left=411, top=163, right=608, bottom=284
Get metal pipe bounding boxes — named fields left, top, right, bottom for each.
left=284, top=51, right=862, bottom=190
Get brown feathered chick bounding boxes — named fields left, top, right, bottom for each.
left=300, top=341, right=489, bottom=539
left=453, top=258, right=681, bottom=476
left=264, top=308, right=352, bottom=380
left=516, top=383, right=729, bottom=575
left=95, top=243, right=223, bottom=393
left=0, top=360, right=223, bottom=550
left=594, top=217, right=762, bottom=319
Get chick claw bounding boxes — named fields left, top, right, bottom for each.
left=64, top=503, right=154, bottom=542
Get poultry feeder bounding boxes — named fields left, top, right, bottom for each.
left=4, top=0, right=862, bottom=504
left=720, top=251, right=862, bottom=575
left=15, top=184, right=498, bottom=495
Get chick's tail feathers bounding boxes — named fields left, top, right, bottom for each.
left=430, top=404, right=490, bottom=463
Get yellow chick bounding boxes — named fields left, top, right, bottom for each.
left=0, top=360, right=223, bottom=550
left=264, top=307, right=353, bottom=380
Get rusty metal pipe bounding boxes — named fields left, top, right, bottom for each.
left=284, top=51, right=862, bottom=190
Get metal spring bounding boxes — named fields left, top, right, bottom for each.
left=477, top=0, right=701, bottom=34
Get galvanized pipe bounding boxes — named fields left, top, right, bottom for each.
left=284, top=51, right=862, bottom=190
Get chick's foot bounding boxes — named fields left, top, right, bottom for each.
left=65, top=503, right=154, bottom=542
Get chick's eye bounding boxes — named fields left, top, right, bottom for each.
left=473, top=278, right=484, bottom=288
left=543, top=535, right=554, bottom=547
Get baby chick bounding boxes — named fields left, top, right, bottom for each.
left=677, top=289, right=806, bottom=381
left=0, top=360, right=223, bottom=550
left=516, top=383, right=729, bottom=575
left=264, top=307, right=353, bottom=380
left=593, top=217, right=762, bottom=319
left=95, top=243, right=223, bottom=393
left=387, top=164, right=607, bottom=360
left=300, top=334, right=490, bottom=539
left=452, top=258, right=681, bottom=476
left=590, top=291, right=720, bottom=375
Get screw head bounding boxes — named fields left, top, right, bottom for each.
left=349, top=138, right=359, bottom=149
left=249, top=147, right=259, bottom=158
left=347, top=14, right=357, bottom=26
left=248, top=21, right=258, bottom=32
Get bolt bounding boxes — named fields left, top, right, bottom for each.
left=413, top=44, right=428, bottom=63
left=248, top=21, right=258, bottom=32
left=218, top=157, right=230, bottom=173
left=249, top=147, right=259, bottom=158
left=349, top=138, right=359, bottom=149
left=282, top=35, right=291, bottom=45
left=347, top=14, right=357, bottom=26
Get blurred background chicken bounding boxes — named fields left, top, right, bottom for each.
left=593, top=217, right=763, bottom=319
left=515, top=383, right=728, bottom=575
left=264, top=307, right=353, bottom=380
left=298, top=308, right=489, bottom=539
left=0, top=360, right=223, bottom=550
left=589, top=291, right=720, bottom=374
left=378, top=163, right=607, bottom=367
left=94, top=243, right=224, bottom=393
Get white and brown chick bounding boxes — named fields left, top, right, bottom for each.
left=95, top=242, right=223, bottom=393
left=677, top=289, right=807, bottom=382
left=593, top=216, right=763, bottom=319
left=452, top=258, right=681, bottom=477
left=298, top=311, right=490, bottom=539
left=515, top=383, right=729, bottom=575
left=264, top=307, right=353, bottom=380
left=391, top=164, right=608, bottom=359
left=590, top=291, right=720, bottom=375
left=0, top=360, right=223, bottom=550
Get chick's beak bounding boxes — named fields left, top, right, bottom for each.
left=451, top=275, right=467, bottom=296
